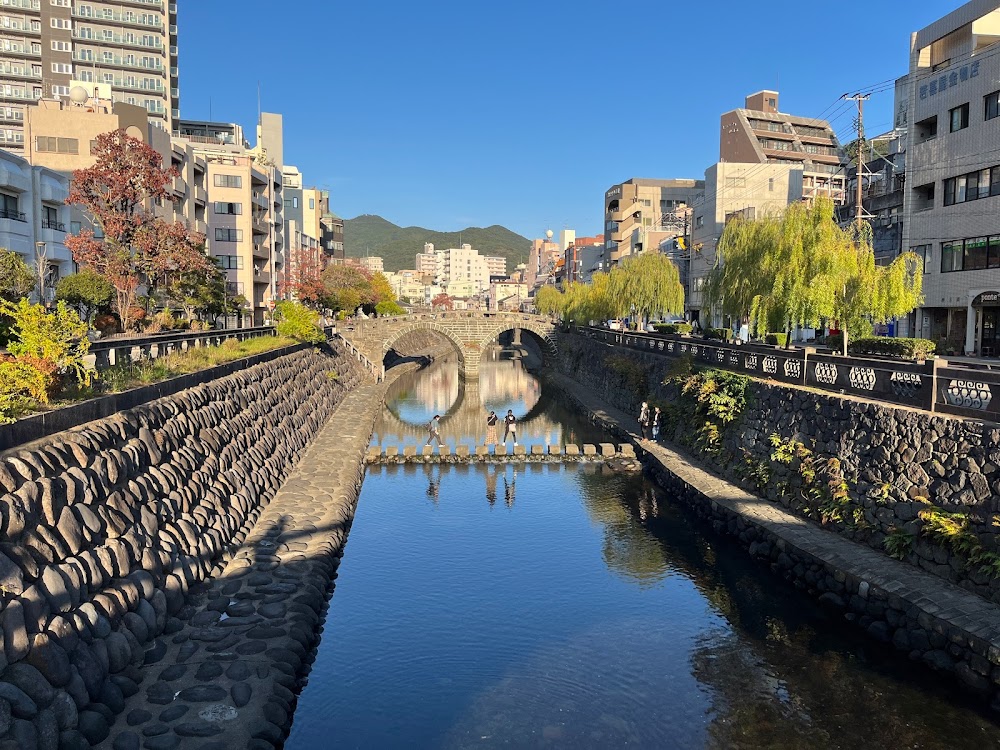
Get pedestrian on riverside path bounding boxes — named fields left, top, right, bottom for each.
left=638, top=401, right=650, bottom=439
left=486, top=411, right=499, bottom=445
left=426, top=414, right=445, bottom=447
left=651, top=406, right=661, bottom=442
left=503, top=410, right=518, bottom=446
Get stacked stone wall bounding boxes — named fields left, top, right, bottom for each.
left=558, top=332, right=1000, bottom=605
left=0, top=343, right=364, bottom=748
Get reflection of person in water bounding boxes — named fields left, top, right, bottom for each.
left=638, top=485, right=658, bottom=521
left=504, top=469, right=516, bottom=508
left=424, top=464, right=441, bottom=504
left=485, top=465, right=498, bottom=506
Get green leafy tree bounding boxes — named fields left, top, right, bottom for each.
left=274, top=299, right=324, bottom=343
left=375, top=300, right=405, bottom=316
left=534, top=285, right=565, bottom=318
left=704, top=198, right=923, bottom=352
left=55, top=269, right=115, bottom=323
left=0, top=299, right=92, bottom=389
left=166, top=264, right=228, bottom=323
left=607, top=253, right=684, bottom=324
left=321, top=264, right=376, bottom=313
left=0, top=249, right=35, bottom=302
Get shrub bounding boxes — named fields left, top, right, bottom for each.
left=375, top=301, right=405, bottom=317
left=0, top=357, right=50, bottom=423
left=703, top=327, right=732, bottom=341
left=1, top=299, right=91, bottom=388
left=605, top=354, right=648, bottom=400
left=653, top=323, right=693, bottom=335
left=765, top=332, right=789, bottom=347
left=93, top=313, right=119, bottom=336
left=55, top=269, right=114, bottom=323
left=847, top=336, right=936, bottom=361
left=274, top=300, right=325, bottom=344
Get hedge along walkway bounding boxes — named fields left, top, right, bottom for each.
left=103, top=381, right=384, bottom=750
left=549, top=371, right=1000, bottom=706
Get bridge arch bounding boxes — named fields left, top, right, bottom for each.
left=478, top=320, right=558, bottom=359
left=381, top=322, right=468, bottom=367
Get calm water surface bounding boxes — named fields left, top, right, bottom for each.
left=286, top=356, right=1000, bottom=749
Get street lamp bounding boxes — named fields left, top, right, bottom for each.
left=34, top=241, right=49, bottom=306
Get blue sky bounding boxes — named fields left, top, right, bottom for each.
left=180, top=0, right=953, bottom=239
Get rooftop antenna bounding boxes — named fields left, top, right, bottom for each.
left=257, top=81, right=261, bottom=124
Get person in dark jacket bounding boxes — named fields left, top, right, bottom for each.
left=503, top=410, right=518, bottom=446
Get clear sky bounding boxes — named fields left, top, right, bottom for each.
left=179, top=0, right=953, bottom=239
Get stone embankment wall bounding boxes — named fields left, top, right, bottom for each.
left=558, top=332, right=1000, bottom=604
left=0, top=343, right=364, bottom=748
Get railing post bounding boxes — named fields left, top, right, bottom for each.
left=927, top=357, right=946, bottom=413
left=801, top=346, right=814, bottom=386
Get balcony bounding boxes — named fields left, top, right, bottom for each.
left=253, top=271, right=271, bottom=286
left=0, top=68, right=41, bottom=81
left=73, top=9, right=164, bottom=31
left=252, top=244, right=269, bottom=260
left=171, top=176, right=186, bottom=196
left=111, top=78, right=165, bottom=94
left=73, top=31, right=163, bottom=51
left=194, top=186, right=207, bottom=204
left=74, top=53, right=163, bottom=73
left=3, top=0, right=41, bottom=9
left=0, top=210, right=27, bottom=222
left=251, top=216, right=269, bottom=235
left=41, top=219, right=65, bottom=232
left=252, top=193, right=267, bottom=210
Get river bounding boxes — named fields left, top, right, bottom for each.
left=286, top=351, right=1000, bottom=749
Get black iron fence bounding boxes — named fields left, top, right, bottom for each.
left=581, top=327, right=1000, bottom=421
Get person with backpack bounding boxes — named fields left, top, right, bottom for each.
left=503, top=409, right=518, bottom=446
left=426, top=414, right=444, bottom=447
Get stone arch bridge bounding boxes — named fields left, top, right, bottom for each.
left=338, top=312, right=559, bottom=378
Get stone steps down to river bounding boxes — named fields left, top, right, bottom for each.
left=552, top=371, right=1000, bottom=710
left=0, top=343, right=369, bottom=750
left=365, top=442, right=639, bottom=465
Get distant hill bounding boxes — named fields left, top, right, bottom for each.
left=344, top=215, right=530, bottom=273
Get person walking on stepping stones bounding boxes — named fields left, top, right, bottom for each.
left=503, top=409, right=518, bottom=446
left=426, top=414, right=444, bottom=447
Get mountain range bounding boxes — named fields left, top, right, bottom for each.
left=344, top=215, right=530, bottom=273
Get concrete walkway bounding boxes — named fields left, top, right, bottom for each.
left=552, top=373, right=1000, bottom=699
left=102, top=382, right=383, bottom=750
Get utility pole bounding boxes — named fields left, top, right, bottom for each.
left=843, top=92, right=871, bottom=232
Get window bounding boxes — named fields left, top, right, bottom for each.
left=941, top=240, right=964, bottom=272
left=292, top=197, right=299, bottom=208
left=50, top=41, right=70, bottom=52
left=912, top=244, right=931, bottom=273
left=308, top=198, right=315, bottom=210
left=216, top=255, right=243, bottom=270
left=695, top=215, right=704, bottom=229
left=70, top=221, right=81, bottom=235
left=950, top=103, right=970, bottom=132
left=51, top=86, right=69, bottom=97
left=0, top=192, right=18, bottom=219
left=225, top=282, right=244, bottom=296
left=214, top=228, right=242, bottom=242
left=991, top=237, right=1000, bottom=269
left=768, top=178, right=775, bottom=192
left=213, top=174, right=241, bottom=188
left=993, top=166, right=1000, bottom=197
left=35, top=136, right=78, bottom=154
left=213, top=201, right=242, bottom=215
left=51, top=63, right=71, bottom=74
left=986, top=91, right=1000, bottom=122
left=965, top=237, right=989, bottom=270
left=49, top=18, right=70, bottom=29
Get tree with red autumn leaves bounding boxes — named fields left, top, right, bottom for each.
left=432, top=292, right=453, bottom=311
left=66, top=130, right=212, bottom=331
left=281, top=242, right=327, bottom=309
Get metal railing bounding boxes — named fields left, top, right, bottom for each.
left=0, top=210, right=27, bottom=222
left=41, top=219, right=65, bottom=231
left=581, top=326, right=1000, bottom=422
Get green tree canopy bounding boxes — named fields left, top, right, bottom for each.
left=606, top=252, right=684, bottom=322
left=55, top=269, right=115, bottom=323
left=0, top=249, right=35, bottom=302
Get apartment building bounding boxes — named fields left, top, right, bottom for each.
left=0, top=147, right=71, bottom=298
left=526, top=236, right=560, bottom=288
left=22, top=94, right=205, bottom=247
left=318, top=192, right=344, bottom=266
left=173, top=116, right=285, bottom=326
left=902, top=0, right=1000, bottom=355
left=602, top=178, right=704, bottom=265
left=485, top=255, right=506, bottom=279
left=0, top=0, right=178, bottom=154
left=416, top=243, right=436, bottom=276
left=720, top=91, right=848, bottom=204
left=360, top=255, right=383, bottom=273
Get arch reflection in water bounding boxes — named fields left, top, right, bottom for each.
left=373, top=346, right=606, bottom=451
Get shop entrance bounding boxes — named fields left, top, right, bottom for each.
left=974, top=292, right=1000, bottom=356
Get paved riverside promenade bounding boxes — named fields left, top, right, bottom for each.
left=102, top=382, right=384, bottom=750
left=551, top=373, right=1000, bottom=705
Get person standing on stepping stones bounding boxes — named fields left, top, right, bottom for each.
left=486, top=410, right=499, bottom=446
left=503, top=409, right=518, bottom=446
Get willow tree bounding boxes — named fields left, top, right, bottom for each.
left=534, top=285, right=564, bottom=319
left=571, top=272, right=614, bottom=323
left=607, top=253, right=684, bottom=324
left=702, top=212, right=778, bottom=332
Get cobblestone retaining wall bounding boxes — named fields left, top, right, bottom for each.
left=0, top=343, right=365, bottom=749
left=558, top=332, right=1000, bottom=605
